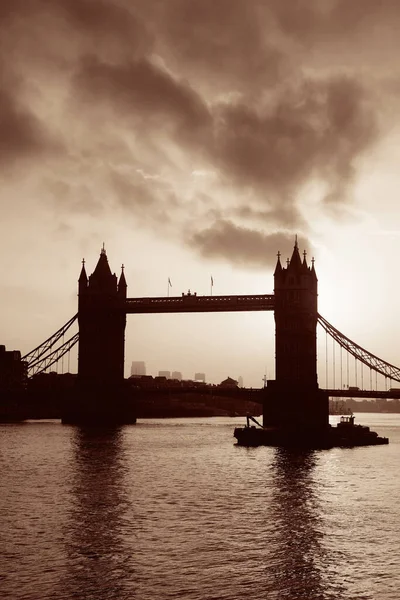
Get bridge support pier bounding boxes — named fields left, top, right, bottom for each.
left=61, top=381, right=136, bottom=425
left=262, top=381, right=329, bottom=431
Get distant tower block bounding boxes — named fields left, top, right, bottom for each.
left=238, top=376, right=243, bottom=388
left=78, top=248, right=127, bottom=386
left=264, top=239, right=328, bottom=429
left=158, top=371, right=171, bottom=378
left=131, top=361, right=146, bottom=377
left=171, top=371, right=182, bottom=381
left=195, top=372, right=206, bottom=382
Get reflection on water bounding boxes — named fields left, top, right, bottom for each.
left=60, top=427, right=136, bottom=599
left=1, top=416, right=399, bottom=600
left=265, top=448, right=345, bottom=600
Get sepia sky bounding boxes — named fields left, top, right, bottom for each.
left=2, top=0, right=400, bottom=385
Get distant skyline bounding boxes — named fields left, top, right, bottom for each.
left=130, top=360, right=241, bottom=385
left=2, top=1, right=400, bottom=386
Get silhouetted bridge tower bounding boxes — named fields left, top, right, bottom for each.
left=23, top=241, right=400, bottom=425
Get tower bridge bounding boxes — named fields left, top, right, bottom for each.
left=22, top=241, right=400, bottom=425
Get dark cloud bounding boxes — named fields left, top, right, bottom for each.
left=134, top=0, right=288, bottom=95
left=0, top=0, right=150, bottom=52
left=73, top=56, right=211, bottom=134
left=109, top=168, right=178, bottom=228
left=212, top=75, right=377, bottom=205
left=189, top=220, right=312, bottom=269
left=234, top=204, right=305, bottom=229
left=0, top=0, right=394, bottom=269
left=0, top=87, right=54, bottom=165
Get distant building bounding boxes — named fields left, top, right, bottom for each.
left=238, top=376, right=243, bottom=388
left=158, top=370, right=171, bottom=379
left=171, top=371, right=182, bottom=381
left=128, top=375, right=154, bottom=387
left=0, top=345, right=27, bottom=392
left=219, top=377, right=238, bottom=387
left=131, top=361, right=146, bottom=377
left=194, top=372, right=206, bottom=382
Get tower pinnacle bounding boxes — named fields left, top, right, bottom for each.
left=288, top=235, right=302, bottom=270
left=274, top=251, right=283, bottom=276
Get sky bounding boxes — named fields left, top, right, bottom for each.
left=2, top=0, right=400, bottom=386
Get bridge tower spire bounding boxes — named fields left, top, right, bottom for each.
left=264, top=237, right=328, bottom=429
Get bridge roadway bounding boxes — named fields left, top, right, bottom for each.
left=125, top=294, right=275, bottom=313
left=131, top=385, right=400, bottom=402
left=325, top=388, right=400, bottom=399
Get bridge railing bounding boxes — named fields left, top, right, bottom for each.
left=125, top=294, right=275, bottom=313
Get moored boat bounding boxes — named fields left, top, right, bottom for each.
left=234, top=414, right=389, bottom=448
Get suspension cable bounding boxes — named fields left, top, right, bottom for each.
left=22, top=314, right=78, bottom=364
left=318, top=313, right=400, bottom=383
left=27, top=333, right=79, bottom=377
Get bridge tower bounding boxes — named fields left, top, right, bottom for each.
left=77, top=247, right=127, bottom=385
left=264, top=239, right=328, bottom=429
left=63, top=247, right=134, bottom=424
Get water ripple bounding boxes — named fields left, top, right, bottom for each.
left=1, top=415, right=399, bottom=600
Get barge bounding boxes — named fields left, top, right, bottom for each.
left=234, top=415, right=389, bottom=448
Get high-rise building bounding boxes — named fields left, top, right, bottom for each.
left=158, top=370, right=171, bottom=378
left=194, top=372, right=205, bottom=382
left=0, top=345, right=27, bottom=391
left=131, top=361, right=146, bottom=377
left=238, top=376, right=243, bottom=388
left=171, top=371, right=182, bottom=381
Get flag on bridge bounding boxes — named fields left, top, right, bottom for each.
left=168, top=277, right=172, bottom=287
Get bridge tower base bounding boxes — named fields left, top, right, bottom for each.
left=262, top=381, right=329, bottom=431
left=61, top=381, right=136, bottom=425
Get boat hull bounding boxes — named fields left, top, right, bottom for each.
left=234, top=424, right=389, bottom=449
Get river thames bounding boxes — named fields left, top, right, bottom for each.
left=1, top=414, right=399, bottom=600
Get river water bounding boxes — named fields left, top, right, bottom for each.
left=1, top=414, right=399, bottom=600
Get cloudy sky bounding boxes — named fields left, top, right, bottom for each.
left=2, top=0, right=400, bottom=386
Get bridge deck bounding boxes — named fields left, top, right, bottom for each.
left=325, top=389, right=400, bottom=399
left=125, top=294, right=274, bottom=313
left=131, top=386, right=400, bottom=401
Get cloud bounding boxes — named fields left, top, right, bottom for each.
left=73, top=56, right=211, bottom=135
left=0, top=0, right=393, bottom=269
left=0, top=0, right=151, bottom=58
left=189, top=220, right=312, bottom=269
left=134, top=0, right=288, bottom=96
left=0, top=86, right=55, bottom=166
left=211, top=75, right=377, bottom=204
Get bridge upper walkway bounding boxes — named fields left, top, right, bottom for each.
left=125, top=294, right=275, bottom=313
